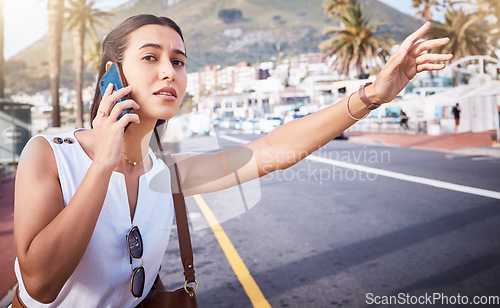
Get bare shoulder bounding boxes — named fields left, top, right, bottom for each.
left=15, top=136, right=64, bottom=246
left=17, top=136, right=57, bottom=177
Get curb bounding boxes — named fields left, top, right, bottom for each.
left=346, top=136, right=394, bottom=147
left=452, top=146, right=500, bottom=158
left=347, top=136, right=500, bottom=157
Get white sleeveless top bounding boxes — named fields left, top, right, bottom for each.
left=14, top=129, right=175, bottom=307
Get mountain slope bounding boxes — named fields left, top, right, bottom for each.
left=7, top=0, right=421, bottom=93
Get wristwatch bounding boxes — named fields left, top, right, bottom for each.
left=358, top=82, right=381, bottom=110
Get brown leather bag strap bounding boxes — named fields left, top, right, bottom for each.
left=159, top=152, right=196, bottom=285
left=12, top=286, right=28, bottom=308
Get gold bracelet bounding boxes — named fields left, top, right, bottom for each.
left=346, top=91, right=369, bottom=121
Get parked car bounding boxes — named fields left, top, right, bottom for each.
left=259, top=115, right=283, bottom=134
left=241, top=119, right=260, bottom=134
left=189, top=114, right=211, bottom=135
left=219, top=118, right=231, bottom=129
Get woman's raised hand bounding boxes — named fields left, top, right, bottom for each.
left=91, top=83, right=140, bottom=170
left=370, top=22, right=453, bottom=104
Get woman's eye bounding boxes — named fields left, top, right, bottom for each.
left=142, top=55, right=157, bottom=61
left=172, top=59, right=185, bottom=67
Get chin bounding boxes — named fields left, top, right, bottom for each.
left=144, top=104, right=180, bottom=119
left=156, top=109, right=180, bottom=121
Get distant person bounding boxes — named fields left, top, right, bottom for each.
left=399, top=110, right=409, bottom=129
left=452, top=103, right=461, bottom=133
left=498, top=105, right=500, bottom=129
left=12, top=15, right=452, bottom=307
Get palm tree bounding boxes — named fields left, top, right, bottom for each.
left=319, top=4, right=394, bottom=78
left=323, top=0, right=356, bottom=17
left=85, top=36, right=102, bottom=74
left=428, top=7, right=493, bottom=60
left=451, top=0, right=500, bottom=48
left=412, top=0, right=441, bottom=22
left=48, top=0, right=64, bottom=127
left=477, top=0, right=500, bottom=41
left=65, top=0, right=111, bottom=128
left=427, top=6, right=493, bottom=84
left=0, top=0, right=5, bottom=98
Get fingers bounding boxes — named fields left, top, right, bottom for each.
left=412, top=37, right=450, bottom=55
left=117, top=112, right=141, bottom=127
left=414, top=52, right=453, bottom=73
left=415, top=53, right=454, bottom=66
left=99, top=85, right=132, bottom=115
left=94, top=83, right=140, bottom=129
left=399, top=21, right=432, bottom=51
left=417, top=63, right=446, bottom=73
left=109, top=99, right=140, bottom=121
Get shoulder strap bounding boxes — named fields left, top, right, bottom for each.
left=160, top=153, right=196, bottom=284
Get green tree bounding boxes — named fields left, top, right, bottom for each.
left=449, top=0, right=500, bottom=54
left=476, top=0, right=500, bottom=42
left=427, top=6, right=494, bottom=84
left=0, top=0, right=4, bottom=98
left=319, top=3, right=394, bottom=78
left=48, top=0, right=65, bottom=127
left=323, top=0, right=356, bottom=17
left=428, top=7, right=493, bottom=59
left=217, top=9, right=242, bottom=24
left=85, top=36, right=102, bottom=74
left=412, top=0, right=442, bottom=22
left=65, top=0, right=111, bottom=128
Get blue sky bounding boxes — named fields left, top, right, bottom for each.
left=3, top=0, right=420, bottom=59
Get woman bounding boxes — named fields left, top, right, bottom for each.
left=13, top=14, right=452, bottom=307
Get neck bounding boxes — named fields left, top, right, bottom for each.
left=121, top=118, right=157, bottom=163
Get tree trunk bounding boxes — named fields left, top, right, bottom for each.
left=47, top=0, right=64, bottom=127
left=424, top=1, right=432, bottom=22
left=0, top=0, right=5, bottom=98
left=356, top=61, right=363, bottom=79
left=74, top=25, right=85, bottom=128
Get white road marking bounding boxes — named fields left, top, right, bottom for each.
left=218, top=134, right=500, bottom=200
left=471, top=156, right=499, bottom=161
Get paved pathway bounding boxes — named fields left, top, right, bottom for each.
left=348, top=130, right=500, bottom=155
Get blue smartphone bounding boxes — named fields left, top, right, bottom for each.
left=98, top=62, right=133, bottom=121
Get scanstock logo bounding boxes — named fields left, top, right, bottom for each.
left=2, top=126, right=25, bottom=142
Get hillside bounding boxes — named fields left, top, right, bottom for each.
left=7, top=0, right=421, bottom=94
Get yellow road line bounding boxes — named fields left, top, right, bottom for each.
left=193, top=194, right=271, bottom=308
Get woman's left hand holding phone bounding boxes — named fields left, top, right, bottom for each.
left=92, top=83, right=140, bottom=171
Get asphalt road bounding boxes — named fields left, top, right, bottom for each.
left=158, top=131, right=500, bottom=308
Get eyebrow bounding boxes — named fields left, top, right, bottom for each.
left=138, top=43, right=187, bottom=58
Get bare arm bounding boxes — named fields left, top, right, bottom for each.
left=174, top=86, right=368, bottom=196
left=14, top=137, right=113, bottom=303
left=14, top=85, right=140, bottom=303
left=175, top=22, right=453, bottom=196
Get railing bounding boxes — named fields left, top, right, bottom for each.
left=346, top=117, right=427, bottom=135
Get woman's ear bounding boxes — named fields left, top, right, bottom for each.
left=105, top=61, right=114, bottom=71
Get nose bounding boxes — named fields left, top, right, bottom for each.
left=159, top=62, right=175, bottom=81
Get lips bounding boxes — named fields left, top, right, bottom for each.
left=153, top=87, right=177, bottom=98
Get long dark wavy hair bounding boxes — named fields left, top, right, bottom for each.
left=89, top=14, right=185, bottom=129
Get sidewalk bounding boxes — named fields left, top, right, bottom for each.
left=346, top=130, right=500, bottom=157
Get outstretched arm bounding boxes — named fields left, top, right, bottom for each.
left=175, top=22, right=453, bottom=196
